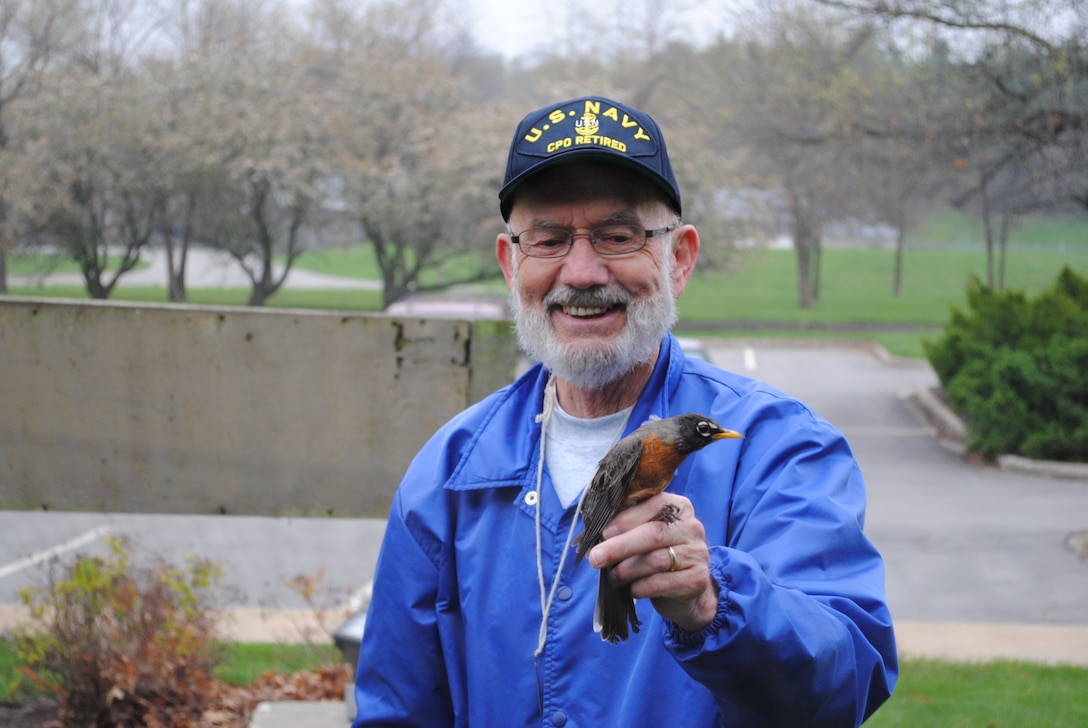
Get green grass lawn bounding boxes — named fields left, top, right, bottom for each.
left=213, top=641, right=343, bottom=687
left=681, top=248, right=1087, bottom=326
left=907, top=208, right=1088, bottom=251
left=7, top=253, right=83, bottom=275
left=867, top=659, right=1088, bottom=727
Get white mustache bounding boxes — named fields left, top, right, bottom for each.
left=543, top=285, right=633, bottom=310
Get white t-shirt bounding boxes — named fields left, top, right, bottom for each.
left=544, top=403, right=633, bottom=508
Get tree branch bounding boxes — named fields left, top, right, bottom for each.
left=814, top=0, right=1058, bottom=53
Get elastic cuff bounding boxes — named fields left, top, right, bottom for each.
left=664, top=561, right=731, bottom=650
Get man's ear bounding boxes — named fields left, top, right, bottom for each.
left=496, top=233, right=516, bottom=291
left=670, top=224, right=700, bottom=297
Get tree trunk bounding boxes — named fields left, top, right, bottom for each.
left=248, top=285, right=270, bottom=306
left=997, top=211, right=1010, bottom=290
left=247, top=191, right=278, bottom=307
left=790, top=195, right=817, bottom=309
left=168, top=269, right=186, bottom=302
left=84, top=271, right=110, bottom=299
left=980, top=193, right=995, bottom=289
left=164, top=196, right=195, bottom=302
left=892, top=226, right=905, bottom=297
left=795, top=234, right=815, bottom=309
left=248, top=254, right=275, bottom=307
left=164, top=227, right=184, bottom=302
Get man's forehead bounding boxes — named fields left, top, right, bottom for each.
left=512, top=206, right=642, bottom=230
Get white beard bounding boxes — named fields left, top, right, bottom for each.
left=509, top=258, right=678, bottom=389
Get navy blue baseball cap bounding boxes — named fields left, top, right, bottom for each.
left=499, top=95, right=681, bottom=221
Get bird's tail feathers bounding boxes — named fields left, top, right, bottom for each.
left=595, top=569, right=641, bottom=644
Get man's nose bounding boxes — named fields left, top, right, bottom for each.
left=557, top=233, right=611, bottom=287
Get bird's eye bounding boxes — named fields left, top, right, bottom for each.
left=696, top=421, right=713, bottom=437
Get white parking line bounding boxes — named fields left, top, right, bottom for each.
left=0, top=525, right=112, bottom=580
left=743, top=346, right=757, bottom=372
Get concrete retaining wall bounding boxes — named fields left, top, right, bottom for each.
left=0, top=297, right=518, bottom=517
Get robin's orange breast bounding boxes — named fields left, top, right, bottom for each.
left=621, top=434, right=686, bottom=506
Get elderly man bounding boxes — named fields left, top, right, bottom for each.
left=352, top=95, right=897, bottom=727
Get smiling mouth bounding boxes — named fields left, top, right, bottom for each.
left=561, top=304, right=621, bottom=318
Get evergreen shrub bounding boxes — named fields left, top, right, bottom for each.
left=924, top=266, right=1088, bottom=461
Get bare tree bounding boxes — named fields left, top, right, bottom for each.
left=322, top=0, right=504, bottom=308
left=196, top=47, right=332, bottom=306
left=9, top=73, right=167, bottom=297
left=845, top=38, right=960, bottom=296
left=2, top=0, right=185, bottom=298
left=0, top=0, right=87, bottom=292
left=818, top=0, right=1088, bottom=288
left=149, top=0, right=285, bottom=302
left=715, top=6, right=891, bottom=307
left=816, top=0, right=1075, bottom=50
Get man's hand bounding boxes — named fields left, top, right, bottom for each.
left=587, top=493, right=719, bottom=633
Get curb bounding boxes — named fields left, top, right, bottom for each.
left=996, top=454, right=1088, bottom=480
left=895, top=620, right=1088, bottom=666
left=899, top=386, right=966, bottom=445
left=901, top=386, right=1088, bottom=481
left=248, top=700, right=350, bottom=728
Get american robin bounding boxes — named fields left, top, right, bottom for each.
left=574, top=413, right=743, bottom=643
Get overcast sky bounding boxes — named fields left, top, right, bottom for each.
left=466, top=0, right=739, bottom=60
left=465, top=0, right=534, bottom=55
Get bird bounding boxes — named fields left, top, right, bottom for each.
left=574, top=413, right=743, bottom=644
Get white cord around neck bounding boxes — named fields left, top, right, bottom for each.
left=532, top=374, right=633, bottom=658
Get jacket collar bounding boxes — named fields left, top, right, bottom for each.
left=444, top=334, right=683, bottom=492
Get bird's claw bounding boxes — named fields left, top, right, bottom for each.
left=655, top=503, right=682, bottom=524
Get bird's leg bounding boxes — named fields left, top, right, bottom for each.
left=655, top=503, right=682, bottom=524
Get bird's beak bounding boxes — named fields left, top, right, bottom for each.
left=713, top=429, right=744, bottom=440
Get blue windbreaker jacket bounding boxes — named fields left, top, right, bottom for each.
left=353, top=334, right=897, bottom=727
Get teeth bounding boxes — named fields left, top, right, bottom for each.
left=564, top=305, right=610, bottom=317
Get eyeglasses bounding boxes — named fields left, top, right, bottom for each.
left=510, top=223, right=677, bottom=259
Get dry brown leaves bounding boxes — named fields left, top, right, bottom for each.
left=3, top=663, right=353, bottom=728
left=201, top=663, right=353, bottom=728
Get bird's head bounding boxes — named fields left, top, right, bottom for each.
left=669, top=413, right=744, bottom=456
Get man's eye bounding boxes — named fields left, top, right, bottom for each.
left=533, top=237, right=567, bottom=249
left=596, top=227, right=636, bottom=245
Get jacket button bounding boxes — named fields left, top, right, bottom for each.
left=550, top=711, right=567, bottom=727
left=556, top=585, right=573, bottom=601
left=524, top=491, right=539, bottom=506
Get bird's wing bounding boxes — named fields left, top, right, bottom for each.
left=575, top=435, right=643, bottom=562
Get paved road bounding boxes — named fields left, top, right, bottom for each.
left=2, top=341, right=1087, bottom=660
left=708, top=342, right=1088, bottom=626
left=0, top=511, right=386, bottom=615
